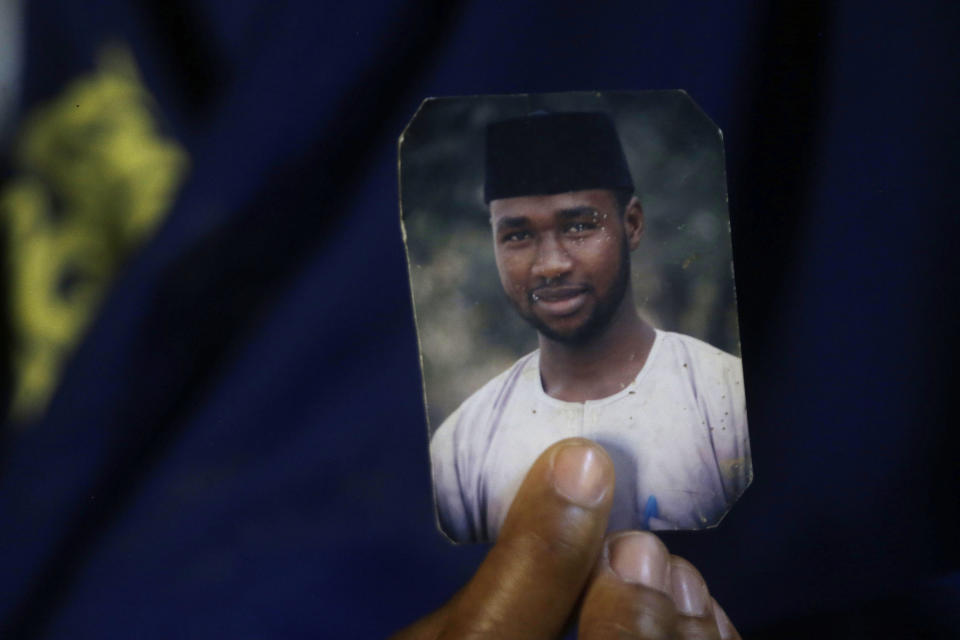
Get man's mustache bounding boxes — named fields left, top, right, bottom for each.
left=529, top=283, right=590, bottom=303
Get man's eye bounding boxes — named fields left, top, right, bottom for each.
left=565, top=222, right=597, bottom=233
left=502, top=230, right=531, bottom=242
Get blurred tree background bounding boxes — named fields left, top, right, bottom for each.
left=400, top=91, right=739, bottom=434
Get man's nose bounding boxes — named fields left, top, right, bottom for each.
left=531, top=234, right=573, bottom=280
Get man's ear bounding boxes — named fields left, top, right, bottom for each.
left=624, top=197, right=644, bottom=250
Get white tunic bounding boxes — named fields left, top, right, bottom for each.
left=429, top=330, right=752, bottom=543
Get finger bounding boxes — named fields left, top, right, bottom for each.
left=711, top=598, right=742, bottom=640
left=437, top=438, right=615, bottom=640
left=670, top=556, right=721, bottom=640
left=579, top=531, right=678, bottom=639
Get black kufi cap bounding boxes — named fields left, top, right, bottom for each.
left=484, top=111, right=634, bottom=204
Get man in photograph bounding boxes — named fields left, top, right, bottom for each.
left=429, top=111, right=751, bottom=543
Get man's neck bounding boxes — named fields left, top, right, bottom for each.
left=537, top=294, right=656, bottom=403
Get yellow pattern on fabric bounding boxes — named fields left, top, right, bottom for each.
left=1, top=44, right=189, bottom=423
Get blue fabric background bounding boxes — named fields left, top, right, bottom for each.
left=1, top=1, right=957, bottom=637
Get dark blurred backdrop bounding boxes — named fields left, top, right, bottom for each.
left=0, top=1, right=957, bottom=638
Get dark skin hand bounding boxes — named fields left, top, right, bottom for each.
left=393, top=439, right=740, bottom=639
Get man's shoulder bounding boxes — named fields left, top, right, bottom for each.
left=431, top=351, right=537, bottom=443
left=652, top=330, right=744, bottom=394
left=656, top=330, right=741, bottom=367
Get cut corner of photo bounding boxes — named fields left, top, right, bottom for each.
left=399, top=90, right=752, bottom=545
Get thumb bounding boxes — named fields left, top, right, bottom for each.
left=410, top=438, right=615, bottom=640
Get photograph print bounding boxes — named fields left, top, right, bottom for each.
left=400, top=91, right=752, bottom=543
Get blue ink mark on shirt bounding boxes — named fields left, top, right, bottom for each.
left=642, top=495, right=659, bottom=529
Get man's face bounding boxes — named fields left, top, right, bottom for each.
left=490, top=189, right=643, bottom=344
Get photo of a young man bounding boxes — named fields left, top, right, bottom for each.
left=401, top=93, right=752, bottom=543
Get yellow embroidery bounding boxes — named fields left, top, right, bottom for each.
left=2, top=44, right=189, bottom=423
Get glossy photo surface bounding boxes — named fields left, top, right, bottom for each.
left=400, top=92, right=752, bottom=543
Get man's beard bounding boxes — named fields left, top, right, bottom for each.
left=513, top=239, right=631, bottom=346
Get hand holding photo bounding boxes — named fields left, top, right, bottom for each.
left=400, top=92, right=752, bottom=543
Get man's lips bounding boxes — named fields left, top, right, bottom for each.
left=530, top=285, right=590, bottom=316
left=531, top=285, right=588, bottom=302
